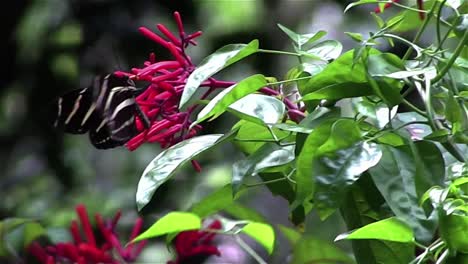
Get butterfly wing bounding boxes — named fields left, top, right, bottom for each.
left=53, top=87, right=97, bottom=134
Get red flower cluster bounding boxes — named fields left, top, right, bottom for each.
left=168, top=220, right=222, bottom=264
left=117, top=12, right=305, bottom=151
left=375, top=0, right=425, bottom=20
left=28, top=204, right=147, bottom=264
left=116, top=12, right=205, bottom=151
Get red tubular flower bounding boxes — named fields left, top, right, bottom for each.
left=119, top=11, right=304, bottom=154
left=168, top=220, right=222, bottom=264
left=28, top=204, right=147, bottom=264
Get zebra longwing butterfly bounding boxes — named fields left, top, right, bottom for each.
left=54, top=73, right=148, bottom=149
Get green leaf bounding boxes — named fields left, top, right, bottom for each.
left=277, top=24, right=326, bottom=49
left=439, top=213, right=468, bottom=253
left=191, top=185, right=241, bottom=218
left=136, top=134, right=227, bottom=211
left=409, top=141, right=446, bottom=199
left=232, top=143, right=295, bottom=194
left=234, top=120, right=292, bottom=155
left=386, top=1, right=438, bottom=33
left=345, top=32, right=364, bottom=42
left=335, top=217, right=414, bottom=243
left=227, top=94, right=286, bottom=125
left=291, top=236, right=355, bottom=264
left=301, top=82, right=374, bottom=101
left=304, top=40, right=343, bottom=61
left=277, top=224, right=301, bottom=246
left=344, top=0, right=380, bottom=13
left=367, top=53, right=404, bottom=106
left=270, top=122, right=313, bottom=134
left=314, top=141, right=383, bottom=219
left=180, top=40, right=259, bottom=109
left=294, top=120, right=335, bottom=207
left=0, top=218, right=45, bottom=257
left=352, top=98, right=398, bottom=129
left=195, top=74, right=268, bottom=125
left=368, top=145, right=437, bottom=243
left=223, top=203, right=267, bottom=223
left=131, top=212, right=201, bottom=243
left=241, top=222, right=275, bottom=255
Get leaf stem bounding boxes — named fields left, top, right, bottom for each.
left=402, top=99, right=427, bottom=116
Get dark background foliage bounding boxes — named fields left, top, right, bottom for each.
left=0, top=1, right=414, bottom=262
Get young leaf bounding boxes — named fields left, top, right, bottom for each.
left=131, top=212, right=201, bottom=243
left=335, top=217, right=414, bottom=243
left=304, top=40, right=343, bottom=61
left=136, top=134, right=229, bottom=210
left=180, top=40, right=259, bottom=109
left=241, top=222, right=275, bottom=255
left=277, top=23, right=326, bottom=49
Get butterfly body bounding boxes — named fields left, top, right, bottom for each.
left=54, top=74, right=144, bottom=149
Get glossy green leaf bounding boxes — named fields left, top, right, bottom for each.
left=409, top=141, right=446, bottom=199
left=241, top=222, right=275, bottom=255
left=232, top=143, right=295, bottom=194
left=300, top=50, right=370, bottom=96
left=304, top=40, right=343, bottom=61
left=314, top=141, right=383, bottom=219
left=136, top=134, right=226, bottom=210
left=227, top=94, right=285, bottom=125
left=369, top=145, right=437, bottom=243
left=301, top=82, right=374, bottom=101
left=336, top=217, right=414, bottom=243
left=439, top=213, right=468, bottom=253
left=291, top=236, right=355, bottom=264
left=131, top=212, right=201, bottom=243
left=180, top=40, right=259, bottom=109
left=352, top=98, right=398, bottom=129
left=277, top=23, right=326, bottom=49
left=386, top=1, right=435, bottom=32
left=195, top=74, right=268, bottom=124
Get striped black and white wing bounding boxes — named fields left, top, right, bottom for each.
left=89, top=74, right=139, bottom=149
left=53, top=86, right=98, bottom=134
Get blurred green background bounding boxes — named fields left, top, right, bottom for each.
left=0, top=0, right=412, bottom=263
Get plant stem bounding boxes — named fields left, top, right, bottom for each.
left=402, top=0, right=439, bottom=60
left=235, top=235, right=267, bottom=264
left=432, top=29, right=468, bottom=83
left=402, top=99, right=427, bottom=116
